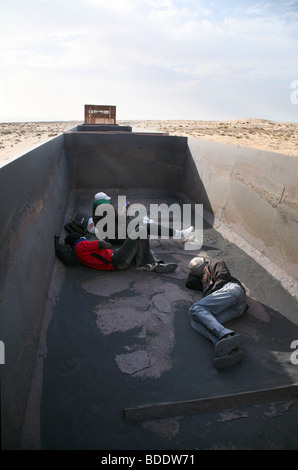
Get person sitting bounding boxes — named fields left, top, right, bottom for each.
left=91, top=191, right=194, bottom=244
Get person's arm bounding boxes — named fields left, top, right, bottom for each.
left=209, top=260, right=232, bottom=291
left=185, top=274, right=203, bottom=290
left=97, top=239, right=112, bottom=249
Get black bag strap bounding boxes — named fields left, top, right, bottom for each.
left=91, top=253, right=112, bottom=264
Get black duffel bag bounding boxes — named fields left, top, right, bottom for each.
left=64, top=213, right=89, bottom=235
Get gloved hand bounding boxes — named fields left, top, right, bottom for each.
left=98, top=239, right=112, bottom=249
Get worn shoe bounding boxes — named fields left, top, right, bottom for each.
left=213, top=349, right=244, bottom=370
left=142, top=216, right=154, bottom=224
left=154, top=262, right=178, bottom=273
left=181, top=226, right=195, bottom=242
left=214, top=334, right=242, bottom=357
left=136, top=263, right=157, bottom=271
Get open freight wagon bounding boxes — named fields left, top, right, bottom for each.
left=1, top=121, right=298, bottom=450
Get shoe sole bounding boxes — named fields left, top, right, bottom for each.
left=214, top=334, right=242, bottom=357
left=213, top=349, right=244, bottom=370
left=154, top=263, right=178, bottom=273
left=136, top=264, right=157, bottom=272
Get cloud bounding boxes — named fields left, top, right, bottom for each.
left=0, top=0, right=297, bottom=121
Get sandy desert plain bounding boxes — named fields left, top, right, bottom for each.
left=0, top=118, right=297, bottom=167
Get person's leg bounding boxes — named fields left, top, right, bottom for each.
left=211, top=284, right=246, bottom=357
left=189, top=315, right=218, bottom=345
left=190, top=283, right=245, bottom=340
left=143, top=221, right=175, bottom=237
left=143, top=221, right=194, bottom=242
left=112, top=227, right=151, bottom=270
left=113, top=225, right=177, bottom=273
left=189, top=283, right=245, bottom=338
left=189, top=282, right=246, bottom=354
left=189, top=283, right=246, bottom=369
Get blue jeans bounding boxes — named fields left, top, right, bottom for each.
left=189, top=282, right=247, bottom=345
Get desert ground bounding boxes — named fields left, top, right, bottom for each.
left=0, top=121, right=80, bottom=167
left=0, top=118, right=297, bottom=166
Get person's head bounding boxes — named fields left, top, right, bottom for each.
left=65, top=232, right=83, bottom=247
left=94, top=192, right=111, bottom=201
left=189, top=256, right=205, bottom=269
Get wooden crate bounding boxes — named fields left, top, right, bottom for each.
left=84, top=104, right=116, bottom=124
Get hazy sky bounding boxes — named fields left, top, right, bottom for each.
left=1, top=0, right=298, bottom=122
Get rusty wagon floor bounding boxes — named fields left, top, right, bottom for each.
left=36, top=189, right=298, bottom=450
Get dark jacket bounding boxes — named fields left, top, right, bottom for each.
left=186, top=259, right=245, bottom=297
